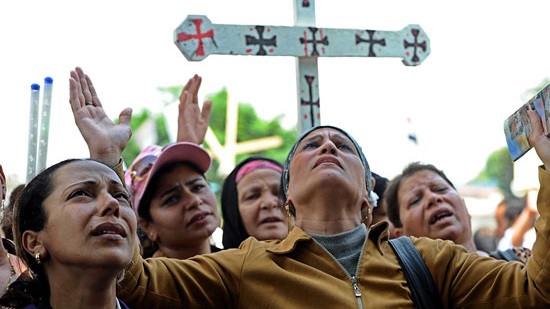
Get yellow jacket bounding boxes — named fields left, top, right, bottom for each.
left=118, top=167, right=550, bottom=309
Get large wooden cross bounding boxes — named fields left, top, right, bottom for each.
left=174, top=0, right=430, bottom=134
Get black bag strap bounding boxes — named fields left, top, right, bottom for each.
left=489, top=248, right=519, bottom=262
left=389, top=236, right=443, bottom=309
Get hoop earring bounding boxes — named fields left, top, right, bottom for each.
left=35, top=252, right=41, bottom=265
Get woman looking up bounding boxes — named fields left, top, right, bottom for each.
left=13, top=159, right=135, bottom=308
left=119, top=121, right=550, bottom=308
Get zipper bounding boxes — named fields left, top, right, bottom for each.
left=312, top=231, right=368, bottom=309
left=351, top=276, right=363, bottom=308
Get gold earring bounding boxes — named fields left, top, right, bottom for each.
left=284, top=202, right=292, bottom=232
left=362, top=207, right=372, bottom=223
left=35, top=252, right=41, bottom=265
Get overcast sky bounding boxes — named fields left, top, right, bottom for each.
left=1, top=0, right=549, bottom=190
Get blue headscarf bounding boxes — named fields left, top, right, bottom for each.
left=279, top=125, right=372, bottom=210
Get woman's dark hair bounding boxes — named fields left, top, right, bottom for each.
left=385, top=162, right=455, bottom=228
left=13, top=158, right=83, bottom=301
left=2, top=184, right=25, bottom=241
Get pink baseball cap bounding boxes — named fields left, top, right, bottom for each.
left=124, top=142, right=211, bottom=215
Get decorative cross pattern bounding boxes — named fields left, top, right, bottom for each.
left=403, top=29, right=428, bottom=63
left=300, top=75, right=320, bottom=126
left=356, top=30, right=386, bottom=57
left=300, top=27, right=329, bottom=56
left=174, top=1, right=430, bottom=133
left=176, top=18, right=216, bottom=58
left=245, top=26, right=277, bottom=55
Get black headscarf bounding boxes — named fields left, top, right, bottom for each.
left=221, top=156, right=284, bottom=249
left=280, top=125, right=372, bottom=214
left=371, top=172, right=388, bottom=207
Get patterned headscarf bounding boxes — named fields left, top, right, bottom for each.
left=279, top=125, right=372, bottom=208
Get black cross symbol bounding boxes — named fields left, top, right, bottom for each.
left=403, top=28, right=427, bottom=63
left=299, top=27, right=329, bottom=56
left=245, top=26, right=277, bottom=55
left=355, top=30, right=386, bottom=57
left=300, top=75, right=320, bottom=127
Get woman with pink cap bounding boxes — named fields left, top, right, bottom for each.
left=123, top=73, right=221, bottom=259
left=125, top=141, right=221, bottom=258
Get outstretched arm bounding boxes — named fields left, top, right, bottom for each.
left=68, top=67, right=132, bottom=167
left=176, top=74, right=212, bottom=144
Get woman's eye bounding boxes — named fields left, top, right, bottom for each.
left=244, top=193, right=260, bottom=201
left=408, top=197, right=420, bottom=208
left=114, top=192, right=130, bottom=202
left=302, top=142, right=317, bottom=149
left=70, top=189, right=90, bottom=198
left=162, top=195, right=180, bottom=207
left=192, top=184, right=206, bottom=193
left=336, top=142, right=353, bottom=151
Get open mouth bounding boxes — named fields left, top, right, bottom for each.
left=314, top=156, right=342, bottom=168
left=91, top=222, right=127, bottom=237
left=260, top=216, right=283, bottom=224
left=189, top=211, right=211, bottom=225
left=429, top=210, right=453, bottom=225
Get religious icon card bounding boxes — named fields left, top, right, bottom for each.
left=504, top=83, right=550, bottom=161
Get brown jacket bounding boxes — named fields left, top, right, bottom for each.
left=119, top=167, right=550, bottom=309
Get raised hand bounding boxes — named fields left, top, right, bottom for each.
left=176, top=74, right=212, bottom=144
left=528, top=109, right=550, bottom=171
left=69, top=67, right=132, bottom=167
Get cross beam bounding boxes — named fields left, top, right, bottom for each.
left=174, top=1, right=430, bottom=133
left=174, top=16, right=429, bottom=63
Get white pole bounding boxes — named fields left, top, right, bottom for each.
left=37, top=77, right=53, bottom=173
left=26, top=83, right=40, bottom=182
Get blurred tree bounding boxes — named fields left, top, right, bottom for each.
left=471, top=147, right=513, bottom=196
left=120, top=85, right=298, bottom=202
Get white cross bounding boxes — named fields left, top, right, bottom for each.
left=204, top=97, right=282, bottom=176
left=174, top=0, right=430, bottom=134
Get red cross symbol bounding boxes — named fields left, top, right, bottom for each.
left=176, top=18, right=215, bottom=57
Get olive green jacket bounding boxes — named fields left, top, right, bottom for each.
left=118, top=167, right=550, bottom=309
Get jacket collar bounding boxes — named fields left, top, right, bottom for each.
left=266, top=226, right=312, bottom=254
left=266, top=222, right=390, bottom=255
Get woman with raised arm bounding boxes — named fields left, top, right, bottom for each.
left=12, top=158, right=135, bottom=308
left=116, top=115, right=550, bottom=308
left=70, top=67, right=222, bottom=259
